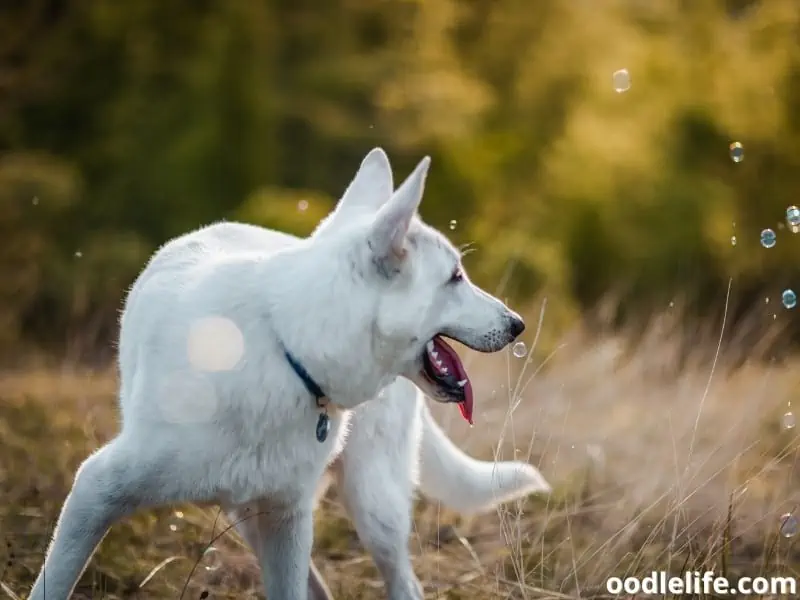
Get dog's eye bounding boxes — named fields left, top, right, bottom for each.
left=448, top=267, right=463, bottom=284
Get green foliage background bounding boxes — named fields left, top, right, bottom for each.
left=2, top=0, right=800, bottom=358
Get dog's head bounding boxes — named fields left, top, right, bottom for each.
left=314, top=148, right=525, bottom=422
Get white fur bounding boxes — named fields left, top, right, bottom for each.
left=304, top=380, right=551, bottom=600
left=28, top=148, right=532, bottom=600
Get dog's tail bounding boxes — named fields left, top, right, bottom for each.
left=418, top=403, right=551, bottom=514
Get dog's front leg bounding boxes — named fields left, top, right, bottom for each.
left=229, top=500, right=314, bottom=600
left=227, top=499, right=330, bottom=600
left=333, top=460, right=423, bottom=600
left=261, top=506, right=314, bottom=600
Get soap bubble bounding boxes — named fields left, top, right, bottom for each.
left=779, top=513, right=798, bottom=538
left=201, top=547, right=222, bottom=572
left=787, top=205, right=800, bottom=233
left=729, top=141, right=744, bottom=163
left=612, top=69, right=631, bottom=93
left=760, top=228, right=776, bottom=249
left=512, top=342, right=527, bottom=358
left=782, top=289, right=797, bottom=310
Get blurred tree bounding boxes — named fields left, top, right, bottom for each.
left=0, top=0, right=799, bottom=358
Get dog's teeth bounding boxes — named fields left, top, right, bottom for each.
left=431, top=350, right=439, bottom=359
left=426, top=341, right=434, bottom=353
left=457, top=379, right=468, bottom=387
left=441, top=367, right=448, bottom=375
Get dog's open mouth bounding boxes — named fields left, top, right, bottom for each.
left=421, top=335, right=474, bottom=424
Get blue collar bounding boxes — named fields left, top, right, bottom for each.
left=284, top=349, right=326, bottom=402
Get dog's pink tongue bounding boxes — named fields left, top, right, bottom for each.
left=458, top=381, right=474, bottom=425
left=432, top=335, right=474, bottom=425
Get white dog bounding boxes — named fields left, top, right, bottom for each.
left=29, top=149, right=527, bottom=599
left=205, top=218, right=550, bottom=598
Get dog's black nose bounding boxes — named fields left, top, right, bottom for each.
left=508, top=314, right=525, bottom=338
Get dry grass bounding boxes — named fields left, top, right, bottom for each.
left=2, top=310, right=800, bottom=599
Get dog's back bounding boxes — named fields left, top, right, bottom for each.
left=121, top=221, right=293, bottom=317
left=118, top=221, right=295, bottom=386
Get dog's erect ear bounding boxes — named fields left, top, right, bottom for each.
left=339, top=147, right=394, bottom=213
left=312, top=148, right=393, bottom=238
left=368, top=156, right=430, bottom=265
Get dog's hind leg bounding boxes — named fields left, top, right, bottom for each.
left=28, top=433, right=180, bottom=600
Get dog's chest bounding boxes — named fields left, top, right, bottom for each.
left=216, top=411, right=348, bottom=506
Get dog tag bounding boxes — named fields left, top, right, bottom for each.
left=316, top=413, right=331, bottom=443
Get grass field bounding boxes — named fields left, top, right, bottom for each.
left=2, top=310, right=800, bottom=599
